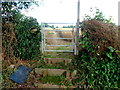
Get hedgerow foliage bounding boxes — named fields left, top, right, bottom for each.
left=73, top=8, right=120, bottom=88
left=2, top=2, right=41, bottom=60
left=13, top=15, right=41, bottom=60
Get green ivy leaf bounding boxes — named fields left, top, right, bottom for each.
left=108, top=46, right=114, bottom=52
left=106, top=53, right=113, bottom=59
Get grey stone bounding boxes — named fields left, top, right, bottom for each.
left=71, top=70, right=77, bottom=77
left=35, top=68, right=47, bottom=75
left=44, top=58, right=72, bottom=65
left=66, top=70, right=70, bottom=79
left=37, top=83, right=76, bottom=88
left=38, top=83, right=60, bottom=88
left=47, top=69, right=66, bottom=76
left=35, top=68, right=66, bottom=76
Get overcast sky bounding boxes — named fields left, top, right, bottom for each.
left=22, top=0, right=120, bottom=25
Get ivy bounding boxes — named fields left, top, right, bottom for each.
left=73, top=35, right=120, bottom=88
left=72, top=8, right=120, bottom=88
left=13, top=13, right=41, bottom=60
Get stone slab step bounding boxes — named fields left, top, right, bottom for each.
left=37, top=83, right=76, bottom=88
left=35, top=68, right=67, bottom=77
left=44, top=58, right=72, bottom=65
left=35, top=68, right=77, bottom=78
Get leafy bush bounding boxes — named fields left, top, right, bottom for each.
left=13, top=15, right=41, bottom=60
left=73, top=34, right=120, bottom=88
left=72, top=8, right=120, bottom=88
left=84, top=8, right=114, bottom=24
left=2, top=2, right=41, bottom=60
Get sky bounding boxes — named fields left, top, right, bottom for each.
left=22, top=0, right=120, bottom=25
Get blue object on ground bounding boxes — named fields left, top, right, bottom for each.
left=10, top=65, right=32, bottom=84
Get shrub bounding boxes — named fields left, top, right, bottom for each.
left=72, top=8, right=120, bottom=88
left=2, top=2, right=41, bottom=60
left=82, top=20, right=119, bottom=58
left=13, top=16, right=41, bottom=60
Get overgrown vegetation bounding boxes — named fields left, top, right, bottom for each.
left=72, top=8, right=120, bottom=88
left=2, top=1, right=41, bottom=60
left=2, top=1, right=42, bottom=88
left=39, top=75, right=65, bottom=85
left=13, top=14, right=41, bottom=60
left=39, top=75, right=73, bottom=86
left=2, top=1, right=120, bottom=88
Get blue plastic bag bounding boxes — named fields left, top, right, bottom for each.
left=10, top=65, right=32, bottom=84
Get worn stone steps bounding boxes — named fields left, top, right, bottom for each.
left=44, top=58, right=72, bottom=65
left=35, top=56, right=77, bottom=88
left=35, top=68, right=66, bottom=76
left=37, top=83, right=76, bottom=88
left=35, top=68, right=68, bottom=78
left=35, top=68, right=77, bottom=78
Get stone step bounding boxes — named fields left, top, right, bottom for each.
left=37, top=83, right=76, bottom=88
left=44, top=58, right=72, bottom=65
left=35, top=68, right=77, bottom=78
left=35, top=68, right=67, bottom=77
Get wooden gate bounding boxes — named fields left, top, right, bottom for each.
left=41, top=22, right=79, bottom=55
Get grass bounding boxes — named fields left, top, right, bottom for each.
left=55, top=46, right=71, bottom=50
left=2, top=51, right=74, bottom=88
left=44, top=52, right=74, bottom=59
left=48, top=32, right=55, bottom=35
left=44, top=54, right=56, bottom=58
left=32, top=58, right=68, bottom=69
left=42, top=63, right=68, bottom=69
left=39, top=75, right=65, bottom=85
left=36, top=52, right=74, bottom=86
left=39, top=75, right=73, bottom=86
